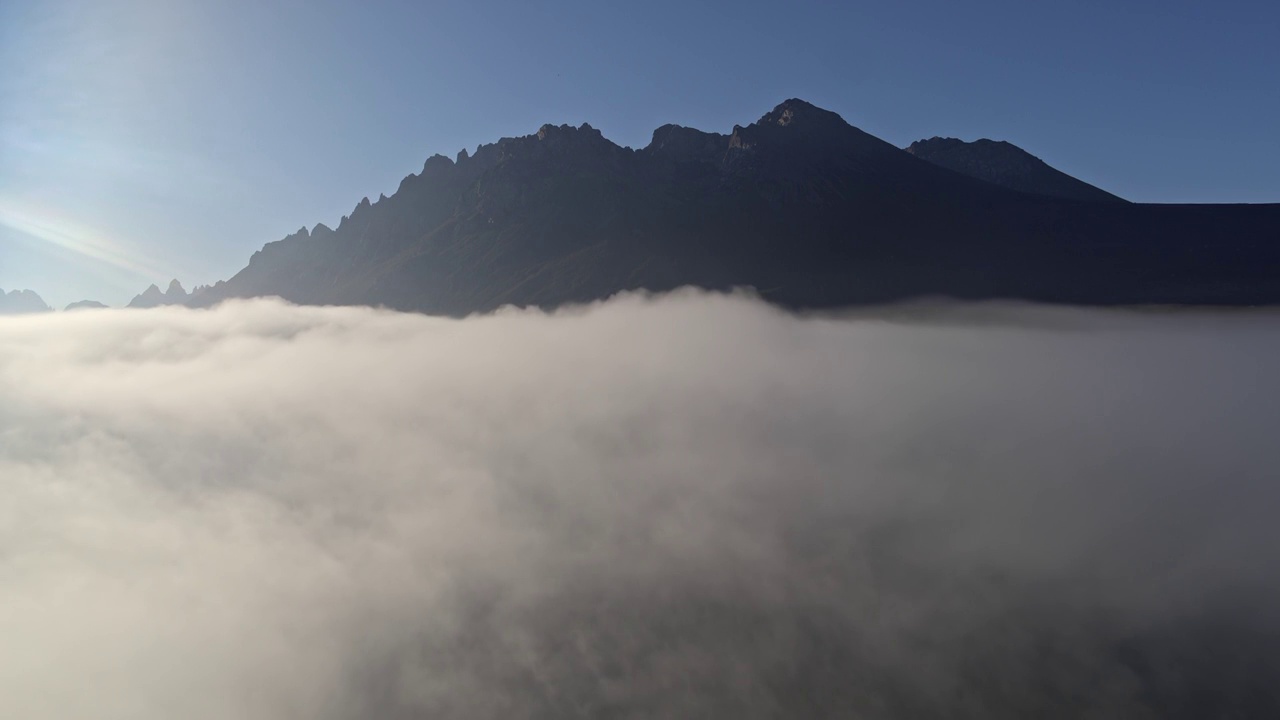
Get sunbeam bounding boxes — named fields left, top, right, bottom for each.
left=0, top=198, right=174, bottom=282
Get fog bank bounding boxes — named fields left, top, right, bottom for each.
left=1, top=291, right=1278, bottom=718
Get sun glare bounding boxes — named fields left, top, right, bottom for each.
left=0, top=198, right=169, bottom=282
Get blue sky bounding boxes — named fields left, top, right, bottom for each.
left=2, top=0, right=1278, bottom=307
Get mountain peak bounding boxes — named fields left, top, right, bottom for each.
left=758, top=99, right=849, bottom=132
left=724, top=98, right=900, bottom=164
left=905, top=136, right=1125, bottom=203
left=644, top=124, right=728, bottom=162
left=536, top=122, right=607, bottom=143
left=128, top=280, right=188, bottom=308
left=0, top=288, right=51, bottom=315
left=422, top=154, right=455, bottom=178
left=65, top=300, right=108, bottom=311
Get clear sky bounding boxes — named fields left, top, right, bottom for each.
left=3, top=0, right=1278, bottom=308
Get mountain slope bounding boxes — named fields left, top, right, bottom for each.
left=129, top=279, right=188, bottom=308
left=188, top=99, right=1280, bottom=313
left=905, top=137, right=1125, bottom=203
left=65, top=300, right=109, bottom=311
left=0, top=288, right=51, bottom=315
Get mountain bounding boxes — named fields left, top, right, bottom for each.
left=65, top=300, right=109, bottom=311
left=186, top=99, right=1280, bottom=313
left=0, top=288, right=51, bottom=315
left=905, top=137, right=1126, bottom=203
left=128, top=279, right=188, bottom=308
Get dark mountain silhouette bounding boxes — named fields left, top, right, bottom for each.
left=128, top=279, right=188, bottom=308
left=905, top=137, right=1126, bottom=203
left=176, top=99, right=1279, bottom=314
left=0, top=288, right=51, bottom=315
left=64, top=300, right=109, bottom=311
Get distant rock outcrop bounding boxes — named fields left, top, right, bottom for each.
left=0, top=288, right=51, bottom=315
left=645, top=125, right=728, bottom=164
left=65, top=300, right=109, bottom=311
left=128, top=279, right=189, bottom=308
left=905, top=137, right=1125, bottom=203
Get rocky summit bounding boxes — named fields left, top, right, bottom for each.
left=128, top=279, right=189, bottom=309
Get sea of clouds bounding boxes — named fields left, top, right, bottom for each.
left=1, top=290, right=1278, bottom=719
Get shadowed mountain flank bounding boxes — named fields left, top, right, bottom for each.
left=177, top=99, right=1278, bottom=314
left=905, top=137, right=1126, bottom=203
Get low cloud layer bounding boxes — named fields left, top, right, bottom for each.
left=1, top=291, right=1279, bottom=718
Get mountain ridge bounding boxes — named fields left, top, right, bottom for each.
left=0, top=288, right=51, bottom=315
left=131, top=99, right=1279, bottom=313
left=905, top=136, right=1126, bottom=203
left=65, top=300, right=109, bottom=311
left=128, top=279, right=188, bottom=309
